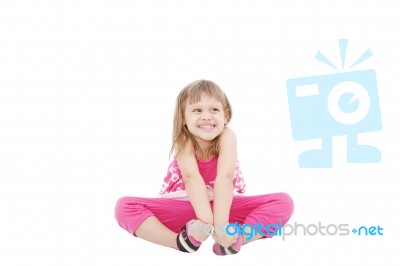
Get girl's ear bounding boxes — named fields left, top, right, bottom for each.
left=224, top=108, right=230, bottom=124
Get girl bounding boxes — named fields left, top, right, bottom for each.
left=115, top=80, right=294, bottom=255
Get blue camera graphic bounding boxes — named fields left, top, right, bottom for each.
left=286, top=40, right=382, bottom=168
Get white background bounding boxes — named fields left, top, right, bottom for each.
left=1, top=0, right=399, bottom=265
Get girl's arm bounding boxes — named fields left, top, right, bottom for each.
left=213, top=128, right=237, bottom=241
left=176, top=141, right=214, bottom=225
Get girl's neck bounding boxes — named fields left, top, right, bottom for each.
left=195, top=151, right=212, bottom=161
left=194, top=143, right=212, bottom=161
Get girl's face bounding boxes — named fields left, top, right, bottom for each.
left=184, top=93, right=227, bottom=147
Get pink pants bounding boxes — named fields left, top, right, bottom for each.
left=115, top=193, right=293, bottom=237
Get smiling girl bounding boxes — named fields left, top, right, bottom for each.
left=115, top=80, right=294, bottom=255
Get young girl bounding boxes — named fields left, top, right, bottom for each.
left=115, top=80, right=294, bottom=255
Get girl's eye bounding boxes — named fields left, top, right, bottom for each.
left=211, top=108, right=220, bottom=112
left=193, top=109, right=201, bottom=112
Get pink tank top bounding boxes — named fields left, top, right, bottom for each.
left=158, top=156, right=246, bottom=196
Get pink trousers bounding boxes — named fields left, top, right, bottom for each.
left=115, top=193, right=294, bottom=238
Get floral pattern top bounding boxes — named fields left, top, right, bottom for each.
left=158, top=156, right=246, bottom=199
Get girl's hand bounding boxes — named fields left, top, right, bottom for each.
left=212, top=223, right=239, bottom=248
left=189, top=219, right=213, bottom=243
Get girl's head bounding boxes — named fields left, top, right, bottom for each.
left=170, top=80, right=232, bottom=158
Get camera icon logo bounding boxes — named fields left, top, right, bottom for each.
left=286, top=40, right=382, bottom=168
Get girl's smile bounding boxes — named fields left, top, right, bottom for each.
left=197, top=123, right=216, bottom=131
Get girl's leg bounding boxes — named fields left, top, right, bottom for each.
left=114, top=196, right=209, bottom=251
left=211, top=192, right=293, bottom=255
left=134, top=216, right=179, bottom=249
left=230, top=192, right=294, bottom=245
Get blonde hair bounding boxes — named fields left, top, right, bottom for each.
left=170, top=80, right=232, bottom=158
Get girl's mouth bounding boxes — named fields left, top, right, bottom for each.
left=198, top=124, right=216, bottom=131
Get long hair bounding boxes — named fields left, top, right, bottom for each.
left=170, top=80, right=232, bottom=158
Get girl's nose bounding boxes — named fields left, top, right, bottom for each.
left=201, top=113, right=212, bottom=120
